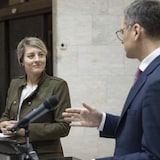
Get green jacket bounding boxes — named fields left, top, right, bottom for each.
left=0, top=72, right=71, bottom=157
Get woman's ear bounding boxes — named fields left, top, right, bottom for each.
left=19, top=57, right=24, bottom=66
left=20, top=60, right=24, bottom=67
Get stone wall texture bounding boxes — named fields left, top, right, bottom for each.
left=52, top=0, right=139, bottom=159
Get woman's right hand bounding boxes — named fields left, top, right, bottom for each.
left=0, top=120, right=17, bottom=135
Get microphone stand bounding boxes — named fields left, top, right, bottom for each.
left=10, top=124, right=39, bottom=160
left=23, top=126, right=32, bottom=160
left=23, top=125, right=39, bottom=160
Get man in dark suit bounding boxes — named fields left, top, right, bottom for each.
left=62, top=0, right=160, bottom=159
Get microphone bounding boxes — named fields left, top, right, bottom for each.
left=10, top=96, right=59, bottom=132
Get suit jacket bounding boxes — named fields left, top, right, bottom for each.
left=99, top=55, right=160, bottom=160
left=0, top=72, right=71, bottom=158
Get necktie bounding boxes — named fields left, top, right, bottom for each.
left=133, top=68, right=142, bottom=85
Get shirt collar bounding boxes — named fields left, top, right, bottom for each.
left=139, top=48, right=160, bottom=72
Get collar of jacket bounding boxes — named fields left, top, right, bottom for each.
left=18, top=71, right=48, bottom=88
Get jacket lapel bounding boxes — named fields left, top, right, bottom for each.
left=120, top=55, right=160, bottom=118
left=120, top=75, right=145, bottom=117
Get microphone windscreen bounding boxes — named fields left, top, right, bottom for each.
left=44, top=96, right=59, bottom=110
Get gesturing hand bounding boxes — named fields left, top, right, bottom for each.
left=62, top=102, right=103, bottom=127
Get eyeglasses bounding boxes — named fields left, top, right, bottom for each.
left=115, top=29, right=124, bottom=42
left=115, top=25, right=133, bottom=42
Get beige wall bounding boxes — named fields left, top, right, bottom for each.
left=52, top=0, right=139, bottom=159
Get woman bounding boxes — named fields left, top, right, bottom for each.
left=0, top=37, right=71, bottom=160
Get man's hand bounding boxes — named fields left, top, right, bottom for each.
left=62, top=102, right=103, bottom=127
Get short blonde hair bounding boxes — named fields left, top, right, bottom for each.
left=17, top=37, right=48, bottom=65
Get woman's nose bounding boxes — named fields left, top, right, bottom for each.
left=34, top=54, right=40, bottom=61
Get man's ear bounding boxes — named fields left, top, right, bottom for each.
left=132, top=23, right=142, bottom=40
